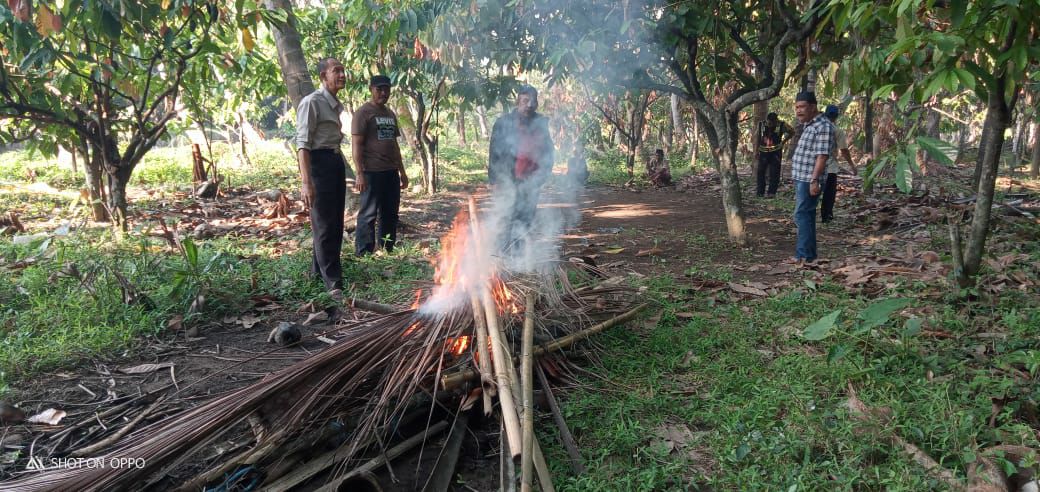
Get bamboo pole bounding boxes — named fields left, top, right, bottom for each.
left=471, top=295, right=495, bottom=416
left=521, top=294, right=536, bottom=492
left=313, top=420, right=449, bottom=492
left=440, top=303, right=649, bottom=390
left=482, top=288, right=523, bottom=459
left=536, top=364, right=586, bottom=475
left=468, top=198, right=495, bottom=416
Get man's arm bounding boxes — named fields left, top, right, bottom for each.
left=809, top=124, right=833, bottom=196
left=488, top=119, right=503, bottom=185
left=351, top=134, right=366, bottom=193
left=296, top=98, right=316, bottom=208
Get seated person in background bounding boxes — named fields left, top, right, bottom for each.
left=647, top=148, right=672, bottom=187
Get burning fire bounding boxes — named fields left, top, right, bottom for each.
left=410, top=289, right=423, bottom=309
left=423, top=204, right=521, bottom=316
left=432, top=211, right=473, bottom=295
left=446, top=336, right=471, bottom=356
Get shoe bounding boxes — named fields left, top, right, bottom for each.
left=766, top=194, right=776, bottom=198
left=328, top=288, right=344, bottom=302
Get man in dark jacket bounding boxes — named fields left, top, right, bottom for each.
left=488, top=85, right=555, bottom=254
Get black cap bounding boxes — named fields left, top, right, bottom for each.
left=767, top=112, right=778, bottom=121
left=795, top=91, right=817, bottom=104
left=369, top=75, right=392, bottom=87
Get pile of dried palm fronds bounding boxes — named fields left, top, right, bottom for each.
left=4, top=259, right=643, bottom=492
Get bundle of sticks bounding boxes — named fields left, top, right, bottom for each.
left=4, top=199, right=644, bottom=492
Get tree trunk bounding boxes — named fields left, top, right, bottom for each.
left=955, top=124, right=969, bottom=164
left=263, top=0, right=314, bottom=110
left=716, top=116, right=747, bottom=245
left=689, top=112, right=698, bottom=168
left=81, top=140, right=109, bottom=222
left=457, top=109, right=467, bottom=146
left=960, top=80, right=1018, bottom=286
left=863, top=94, right=874, bottom=156
left=669, top=93, right=681, bottom=150
left=475, top=107, right=490, bottom=139
left=1030, top=119, right=1040, bottom=179
left=973, top=114, right=993, bottom=190
left=699, top=110, right=746, bottom=244
left=751, top=100, right=768, bottom=172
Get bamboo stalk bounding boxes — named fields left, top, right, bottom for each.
left=536, top=364, right=586, bottom=475
left=521, top=294, right=536, bottom=492
left=69, top=396, right=166, bottom=457
left=440, top=303, right=649, bottom=390
left=466, top=198, right=496, bottom=416
left=471, top=294, right=495, bottom=416
left=501, top=423, right=516, bottom=492
left=422, top=411, right=470, bottom=492
left=481, top=288, right=523, bottom=459
left=313, top=420, right=450, bottom=492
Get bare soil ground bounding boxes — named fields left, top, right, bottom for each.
left=6, top=170, right=1035, bottom=490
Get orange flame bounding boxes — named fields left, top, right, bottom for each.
left=432, top=211, right=472, bottom=295
left=410, top=289, right=423, bottom=309
left=490, top=276, right=521, bottom=315
left=403, top=321, right=420, bottom=337
left=446, top=336, right=471, bottom=356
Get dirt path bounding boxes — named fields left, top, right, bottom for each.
left=561, top=183, right=797, bottom=280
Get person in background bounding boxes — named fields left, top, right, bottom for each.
left=351, top=75, right=409, bottom=255
left=754, top=112, right=793, bottom=197
left=295, top=57, right=349, bottom=299
left=647, top=148, right=672, bottom=187
left=821, top=104, right=855, bottom=223
left=788, top=91, right=834, bottom=264
left=488, top=85, right=555, bottom=253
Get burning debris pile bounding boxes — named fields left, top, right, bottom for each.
left=3, top=197, right=644, bottom=492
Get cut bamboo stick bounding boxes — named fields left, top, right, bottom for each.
left=313, top=420, right=449, bottom=492
left=440, top=303, right=649, bottom=390
left=521, top=293, right=536, bottom=492
left=536, top=363, right=586, bottom=475
left=481, top=288, right=523, bottom=459
left=470, top=294, right=495, bottom=416
left=467, top=198, right=496, bottom=416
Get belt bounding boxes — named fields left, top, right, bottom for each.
left=312, top=148, right=341, bottom=155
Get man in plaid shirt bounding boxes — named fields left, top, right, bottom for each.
left=789, top=91, right=835, bottom=263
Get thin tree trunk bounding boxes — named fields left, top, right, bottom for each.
left=82, top=140, right=109, bottom=222
left=955, top=124, right=969, bottom=164
left=689, top=112, right=698, bottom=168
left=264, top=0, right=314, bottom=110
left=863, top=94, right=874, bottom=156
left=699, top=109, right=747, bottom=244
left=669, top=93, right=681, bottom=150
left=973, top=114, right=993, bottom=190
left=475, top=107, right=490, bottom=139
left=457, top=109, right=467, bottom=146
left=961, top=79, right=1018, bottom=285
left=1030, top=119, right=1040, bottom=179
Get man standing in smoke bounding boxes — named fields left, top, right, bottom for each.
left=488, top=85, right=555, bottom=254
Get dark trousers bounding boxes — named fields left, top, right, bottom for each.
left=496, top=181, right=540, bottom=254
left=355, top=170, right=401, bottom=255
left=820, top=173, right=838, bottom=222
left=756, top=151, right=782, bottom=196
left=309, top=150, right=346, bottom=290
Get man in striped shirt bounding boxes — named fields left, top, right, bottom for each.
left=789, top=91, right=835, bottom=263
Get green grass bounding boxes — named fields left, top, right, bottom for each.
left=542, top=272, right=1040, bottom=490
left=0, top=223, right=434, bottom=393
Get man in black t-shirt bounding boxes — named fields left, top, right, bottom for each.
left=754, top=112, right=793, bottom=197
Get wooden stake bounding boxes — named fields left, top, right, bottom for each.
left=440, top=303, right=650, bottom=390
left=470, top=294, right=495, bottom=416
left=521, top=294, right=536, bottom=492
left=536, top=363, right=586, bottom=475
left=482, top=288, right=523, bottom=459
left=466, top=198, right=495, bottom=416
